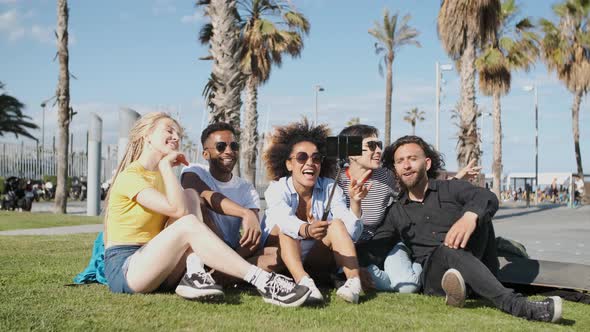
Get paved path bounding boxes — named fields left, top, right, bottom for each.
left=0, top=224, right=103, bottom=236
left=494, top=204, right=590, bottom=266
left=3, top=201, right=589, bottom=266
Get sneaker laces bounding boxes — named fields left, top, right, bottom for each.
left=267, top=274, right=296, bottom=298
left=191, top=271, right=216, bottom=286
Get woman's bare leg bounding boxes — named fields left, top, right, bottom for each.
left=322, top=219, right=360, bottom=279
left=278, top=230, right=307, bottom=283
left=125, top=214, right=253, bottom=293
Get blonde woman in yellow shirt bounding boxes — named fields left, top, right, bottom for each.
left=104, top=112, right=310, bottom=307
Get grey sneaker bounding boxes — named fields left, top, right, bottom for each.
left=175, top=272, right=224, bottom=301
left=521, top=296, right=563, bottom=323
left=441, top=268, right=466, bottom=308
left=258, top=272, right=311, bottom=307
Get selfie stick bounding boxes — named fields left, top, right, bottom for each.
left=321, top=158, right=347, bottom=221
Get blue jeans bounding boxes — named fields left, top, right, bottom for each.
left=367, top=242, right=422, bottom=293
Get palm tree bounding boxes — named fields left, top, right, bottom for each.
left=540, top=0, right=590, bottom=195
left=55, top=0, right=71, bottom=214
left=198, top=0, right=244, bottom=129
left=369, top=9, right=421, bottom=146
left=438, top=0, right=501, bottom=168
left=238, top=0, right=310, bottom=185
left=403, top=107, right=425, bottom=135
left=0, top=82, right=38, bottom=141
left=476, top=0, right=539, bottom=199
left=346, top=117, right=360, bottom=126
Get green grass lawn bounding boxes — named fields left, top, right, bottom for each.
left=0, top=211, right=101, bottom=231
left=1, top=233, right=588, bottom=331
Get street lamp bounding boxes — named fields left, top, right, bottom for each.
left=523, top=84, right=538, bottom=190
left=435, top=62, right=453, bottom=151
left=314, top=85, right=325, bottom=125
left=479, top=109, right=492, bottom=162
left=40, top=95, right=57, bottom=149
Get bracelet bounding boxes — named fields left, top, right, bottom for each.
left=304, top=223, right=311, bottom=239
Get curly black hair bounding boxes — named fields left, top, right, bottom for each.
left=382, top=135, right=445, bottom=180
left=200, top=122, right=237, bottom=147
left=263, top=119, right=337, bottom=181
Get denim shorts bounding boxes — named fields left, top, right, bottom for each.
left=104, top=245, right=142, bottom=294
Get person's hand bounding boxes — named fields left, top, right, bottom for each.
left=240, top=209, right=261, bottom=251
left=454, top=159, right=482, bottom=181
left=359, top=267, right=376, bottom=291
left=349, top=169, right=373, bottom=202
left=306, top=212, right=329, bottom=240
left=159, top=151, right=189, bottom=168
left=444, top=212, right=478, bottom=249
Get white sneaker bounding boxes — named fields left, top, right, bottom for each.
left=298, top=276, right=324, bottom=303
left=336, top=277, right=362, bottom=304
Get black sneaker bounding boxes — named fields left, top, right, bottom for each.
left=521, top=296, right=563, bottom=323
left=258, top=272, right=311, bottom=307
left=175, top=272, right=224, bottom=301
left=441, top=268, right=466, bottom=308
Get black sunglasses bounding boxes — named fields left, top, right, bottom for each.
left=290, top=152, right=325, bottom=165
left=363, top=140, right=383, bottom=152
left=206, top=141, right=239, bottom=153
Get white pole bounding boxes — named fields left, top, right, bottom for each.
left=435, top=61, right=440, bottom=151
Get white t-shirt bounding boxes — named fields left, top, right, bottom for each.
left=181, top=163, right=260, bottom=249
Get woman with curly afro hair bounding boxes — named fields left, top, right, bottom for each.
left=260, top=119, right=369, bottom=304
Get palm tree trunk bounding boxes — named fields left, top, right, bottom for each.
left=492, top=91, right=502, bottom=200
left=208, top=0, right=243, bottom=129
left=242, top=76, right=259, bottom=186
left=411, top=123, right=415, bottom=136
left=384, top=55, right=393, bottom=146
left=572, top=90, right=585, bottom=196
left=54, top=0, right=69, bottom=214
left=457, top=38, right=480, bottom=169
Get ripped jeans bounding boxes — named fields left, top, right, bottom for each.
left=367, top=242, right=422, bottom=293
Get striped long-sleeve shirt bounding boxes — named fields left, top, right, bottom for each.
left=338, top=167, right=398, bottom=242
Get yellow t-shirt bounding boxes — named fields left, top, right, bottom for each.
left=106, top=161, right=167, bottom=245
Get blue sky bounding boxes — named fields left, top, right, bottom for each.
left=0, top=0, right=588, bottom=175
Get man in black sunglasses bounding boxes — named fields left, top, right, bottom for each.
left=181, top=123, right=264, bottom=269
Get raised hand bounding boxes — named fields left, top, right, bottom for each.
left=349, top=169, right=373, bottom=202
left=159, top=151, right=189, bottom=168
left=454, top=159, right=482, bottom=181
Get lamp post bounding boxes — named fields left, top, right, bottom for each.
left=435, top=62, right=453, bottom=151
left=314, top=85, right=325, bottom=125
left=40, top=95, right=56, bottom=149
left=523, top=85, right=538, bottom=190
left=479, top=109, right=492, bottom=166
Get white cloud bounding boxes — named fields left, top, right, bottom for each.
left=181, top=11, right=204, bottom=24
left=0, top=9, right=61, bottom=45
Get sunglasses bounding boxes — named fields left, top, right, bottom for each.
left=290, top=152, right=325, bottom=165
left=363, top=140, right=383, bottom=152
left=206, top=141, right=239, bottom=153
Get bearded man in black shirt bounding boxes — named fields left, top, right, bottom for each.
left=382, top=136, right=562, bottom=323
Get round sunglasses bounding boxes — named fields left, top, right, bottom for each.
left=290, top=152, right=325, bottom=165
left=205, top=141, right=239, bottom=153
left=362, top=140, right=383, bottom=152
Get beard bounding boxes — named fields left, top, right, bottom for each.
left=210, top=156, right=236, bottom=175
left=399, top=163, right=428, bottom=190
